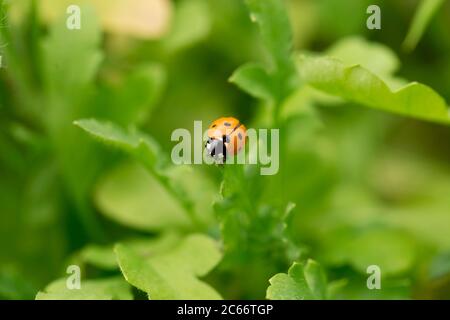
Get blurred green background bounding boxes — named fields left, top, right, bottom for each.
left=0, top=0, right=450, bottom=299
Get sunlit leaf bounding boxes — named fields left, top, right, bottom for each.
left=78, top=233, right=181, bottom=270
left=95, top=163, right=189, bottom=231
left=267, top=260, right=327, bottom=300
left=229, top=63, right=275, bottom=101
left=36, top=277, right=132, bottom=300
left=163, top=0, right=211, bottom=51
left=298, top=55, right=450, bottom=125
left=115, top=234, right=222, bottom=299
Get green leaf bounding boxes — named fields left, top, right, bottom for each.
left=39, top=6, right=107, bottom=240
left=94, top=63, right=166, bottom=126
left=229, top=63, right=275, bottom=101
left=75, top=119, right=205, bottom=229
left=95, top=163, right=190, bottom=231
left=283, top=37, right=405, bottom=118
left=79, top=233, right=181, bottom=270
left=325, top=37, right=402, bottom=87
left=115, top=234, right=223, bottom=300
left=42, top=6, right=102, bottom=105
left=95, top=162, right=215, bottom=231
left=298, top=55, right=450, bottom=125
left=403, top=0, right=445, bottom=52
left=73, top=119, right=161, bottom=162
left=304, top=259, right=327, bottom=299
left=384, top=204, right=450, bottom=250
left=321, top=228, right=417, bottom=276
left=78, top=245, right=118, bottom=270
left=245, top=0, right=293, bottom=68
left=231, top=0, right=298, bottom=105
left=163, top=0, right=211, bottom=52
left=267, top=260, right=328, bottom=300
left=348, top=230, right=416, bottom=275
left=326, top=279, right=349, bottom=300
left=36, top=277, right=132, bottom=300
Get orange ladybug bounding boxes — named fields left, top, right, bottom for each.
left=205, top=117, right=246, bottom=163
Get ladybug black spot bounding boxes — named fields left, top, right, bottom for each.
left=238, top=133, right=243, bottom=140
left=224, top=122, right=231, bottom=127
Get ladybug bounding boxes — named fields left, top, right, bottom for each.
left=205, top=117, right=246, bottom=163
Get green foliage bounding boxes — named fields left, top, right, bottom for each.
left=115, top=234, right=222, bottom=300
left=320, top=228, right=417, bottom=276
left=230, top=63, right=276, bottom=102
left=298, top=55, right=450, bottom=125
left=36, top=277, right=132, bottom=300
left=74, top=119, right=202, bottom=228
left=94, top=64, right=166, bottom=126
left=325, top=37, right=401, bottom=85
left=163, top=0, right=212, bottom=52
left=267, top=260, right=328, bottom=300
left=78, top=233, right=181, bottom=270
left=94, top=163, right=191, bottom=231
left=2, top=0, right=450, bottom=301
left=231, top=0, right=299, bottom=108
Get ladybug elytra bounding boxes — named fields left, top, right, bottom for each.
left=205, top=117, right=246, bottom=163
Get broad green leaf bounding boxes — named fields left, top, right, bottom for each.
left=115, top=234, right=223, bottom=300
left=75, top=119, right=206, bottom=229
left=383, top=205, right=450, bottom=250
left=94, top=63, right=166, bottom=126
left=229, top=63, right=275, bottom=101
left=325, top=37, right=401, bottom=87
left=95, top=162, right=190, bottom=231
left=304, top=259, right=327, bottom=299
left=321, top=228, right=417, bottom=276
left=298, top=55, right=450, bottom=125
left=163, top=0, right=211, bottom=51
left=326, top=279, right=348, bottom=300
left=42, top=6, right=102, bottom=106
left=36, top=277, right=132, bottom=300
left=283, top=37, right=404, bottom=118
left=233, top=0, right=298, bottom=104
left=96, top=163, right=215, bottom=231
left=78, top=245, right=118, bottom=270
left=245, top=0, right=293, bottom=68
left=347, top=230, right=417, bottom=276
left=403, top=0, right=445, bottom=51
left=73, top=119, right=161, bottom=162
left=79, top=233, right=181, bottom=270
left=267, top=260, right=326, bottom=300
left=40, top=6, right=108, bottom=240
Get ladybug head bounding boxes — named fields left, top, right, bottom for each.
left=205, top=137, right=227, bottom=163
